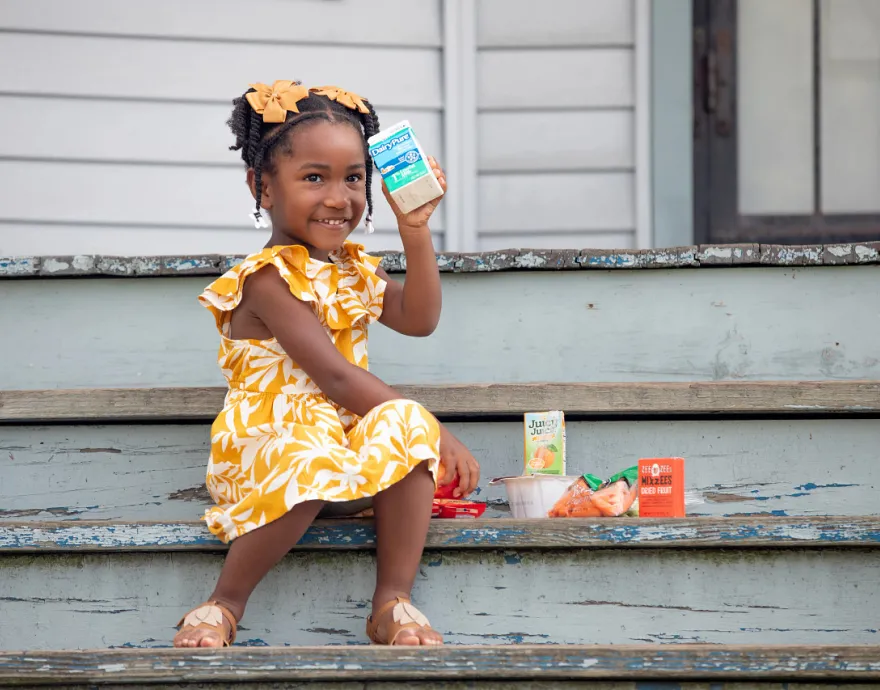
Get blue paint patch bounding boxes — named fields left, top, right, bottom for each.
left=636, top=683, right=682, bottom=690
left=0, top=256, right=38, bottom=275
left=796, top=482, right=858, bottom=491
left=504, top=553, right=522, bottom=565
left=426, top=555, right=443, bottom=567
left=581, top=254, right=637, bottom=268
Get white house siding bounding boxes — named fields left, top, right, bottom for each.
left=475, top=0, right=638, bottom=250
left=0, top=0, right=647, bottom=256
left=0, top=0, right=445, bottom=255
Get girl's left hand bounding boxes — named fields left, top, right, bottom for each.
left=437, top=424, right=480, bottom=498
left=382, top=156, right=447, bottom=234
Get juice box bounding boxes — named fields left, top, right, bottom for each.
left=367, top=120, right=444, bottom=214
left=523, top=411, right=566, bottom=475
left=637, top=457, right=685, bottom=517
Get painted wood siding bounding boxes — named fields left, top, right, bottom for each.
left=476, top=0, right=637, bottom=250
left=0, top=0, right=444, bottom=255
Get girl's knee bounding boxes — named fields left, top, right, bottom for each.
left=369, top=399, right=434, bottom=425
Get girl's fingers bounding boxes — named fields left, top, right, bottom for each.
left=454, top=456, right=471, bottom=498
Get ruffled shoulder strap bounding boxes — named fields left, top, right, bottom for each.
left=330, top=241, right=387, bottom=328
left=198, top=245, right=317, bottom=334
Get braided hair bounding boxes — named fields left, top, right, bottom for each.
left=227, top=81, right=381, bottom=230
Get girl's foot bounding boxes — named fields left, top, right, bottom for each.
left=366, top=596, right=443, bottom=646
left=174, top=601, right=237, bottom=647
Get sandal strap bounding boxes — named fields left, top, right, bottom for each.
left=176, top=601, right=238, bottom=646
left=366, top=596, right=433, bottom=645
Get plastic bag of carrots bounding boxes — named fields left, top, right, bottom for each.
left=548, top=467, right=639, bottom=518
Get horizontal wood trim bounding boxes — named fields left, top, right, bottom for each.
left=0, top=96, right=443, bottom=167
left=477, top=0, right=634, bottom=48
left=479, top=173, right=635, bottom=233
left=478, top=110, right=634, bottom=172
left=3, top=244, right=878, bottom=278
left=0, top=160, right=441, bottom=235
left=1, top=382, right=878, bottom=423
left=0, top=33, right=442, bottom=108
left=478, top=49, right=634, bottom=109
left=3, top=517, right=879, bottom=553
left=0, top=0, right=444, bottom=47
left=2, top=645, right=879, bottom=683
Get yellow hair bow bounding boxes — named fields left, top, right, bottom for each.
left=245, top=80, right=309, bottom=123
left=309, top=86, right=370, bottom=114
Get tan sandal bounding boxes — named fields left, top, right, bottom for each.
left=175, top=601, right=237, bottom=647
left=366, top=596, right=441, bottom=645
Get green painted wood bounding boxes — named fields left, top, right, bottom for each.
left=3, top=381, right=878, bottom=422
left=3, top=244, right=878, bottom=279
left=2, top=537, right=880, bottom=652
left=2, top=267, right=879, bottom=388
left=3, top=516, right=878, bottom=552
left=2, top=419, right=877, bottom=522
left=3, top=645, right=879, bottom=684
left=15, top=679, right=877, bottom=690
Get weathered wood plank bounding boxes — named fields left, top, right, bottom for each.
left=0, top=34, right=442, bottom=109
left=3, top=550, right=878, bottom=648
left=3, top=419, right=877, bottom=522
left=1, top=381, right=877, bottom=423
left=0, top=0, right=444, bottom=46
left=3, top=517, right=879, bottom=552
left=15, top=679, right=877, bottom=690
left=2, top=268, right=879, bottom=389
left=3, top=245, right=879, bottom=278
left=4, top=645, right=880, bottom=684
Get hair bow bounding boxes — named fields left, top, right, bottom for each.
left=309, top=86, right=370, bottom=114
left=246, top=80, right=309, bottom=123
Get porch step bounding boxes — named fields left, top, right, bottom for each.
left=2, top=381, right=879, bottom=421
left=2, top=262, right=878, bottom=390
left=3, top=381, right=879, bottom=522
left=2, top=517, right=879, bottom=649
left=2, top=645, right=879, bottom=687
left=4, top=516, right=879, bottom=552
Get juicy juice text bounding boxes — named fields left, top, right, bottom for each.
left=523, top=411, right=566, bottom=475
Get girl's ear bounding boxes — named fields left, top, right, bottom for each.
left=246, top=168, right=273, bottom=210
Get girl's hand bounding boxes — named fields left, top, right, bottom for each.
left=437, top=424, right=480, bottom=498
left=382, top=156, right=447, bottom=235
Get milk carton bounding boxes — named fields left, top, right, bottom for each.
left=368, top=120, right=444, bottom=214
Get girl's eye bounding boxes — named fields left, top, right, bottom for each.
left=347, top=174, right=364, bottom=183
left=305, top=174, right=322, bottom=183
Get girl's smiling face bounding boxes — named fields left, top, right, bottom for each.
left=254, top=120, right=367, bottom=260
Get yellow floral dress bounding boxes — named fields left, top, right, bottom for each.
left=197, top=241, right=440, bottom=543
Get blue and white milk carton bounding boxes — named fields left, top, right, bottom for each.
left=368, top=120, right=444, bottom=214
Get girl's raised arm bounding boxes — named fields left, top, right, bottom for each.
left=377, top=157, right=447, bottom=337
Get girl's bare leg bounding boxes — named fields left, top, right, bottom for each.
left=174, top=499, right=325, bottom=647
left=370, top=461, right=442, bottom=645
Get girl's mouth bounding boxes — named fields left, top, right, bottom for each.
left=314, top=218, right=350, bottom=230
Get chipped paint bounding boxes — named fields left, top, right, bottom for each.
left=2, top=517, right=879, bottom=552
left=5, top=244, right=877, bottom=278
left=3, top=645, right=880, bottom=682
left=0, top=256, right=39, bottom=276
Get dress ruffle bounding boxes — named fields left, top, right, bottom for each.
left=199, top=241, right=386, bottom=333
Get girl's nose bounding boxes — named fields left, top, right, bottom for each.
left=323, top=194, right=347, bottom=209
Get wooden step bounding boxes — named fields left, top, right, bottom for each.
left=2, top=518, right=879, bottom=649
left=4, top=415, right=879, bottom=521
left=3, top=261, right=878, bottom=390
left=2, top=381, right=878, bottom=422
left=1, top=645, right=879, bottom=686
left=3, top=516, right=879, bottom=552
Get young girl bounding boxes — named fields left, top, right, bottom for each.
left=173, top=80, right=480, bottom=648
